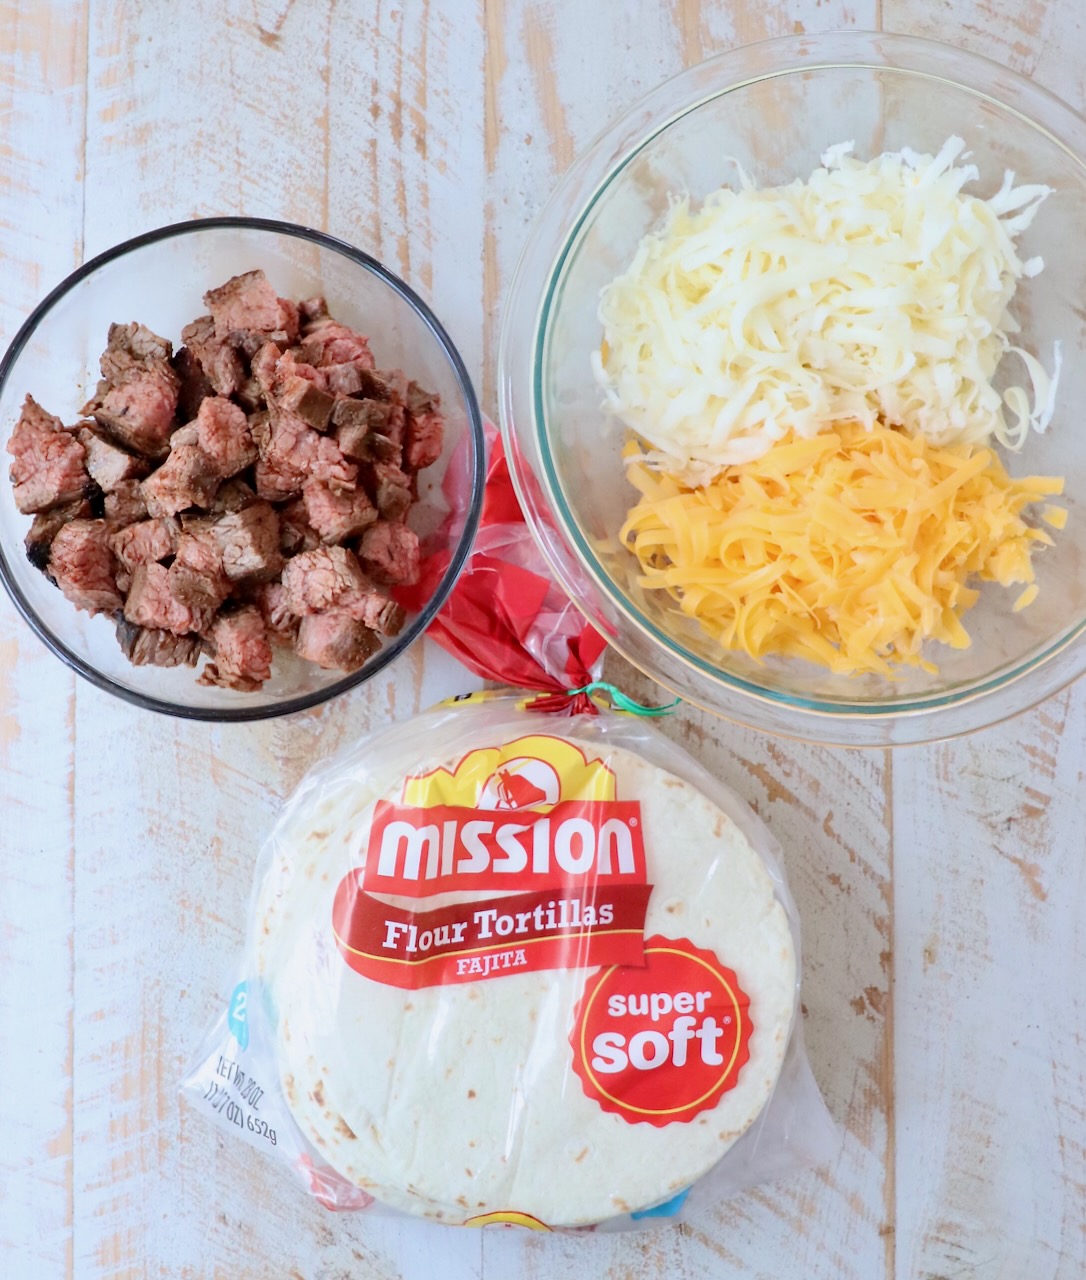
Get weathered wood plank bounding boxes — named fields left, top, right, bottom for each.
left=0, top=5, right=86, bottom=1279
left=73, top=1, right=485, bottom=1277
left=882, top=3, right=1086, bottom=1274
left=478, top=1, right=889, bottom=1274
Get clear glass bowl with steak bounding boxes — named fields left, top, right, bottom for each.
left=0, top=220, right=484, bottom=719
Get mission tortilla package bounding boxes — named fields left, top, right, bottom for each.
left=182, top=434, right=837, bottom=1231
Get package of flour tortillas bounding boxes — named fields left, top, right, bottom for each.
left=182, top=436, right=837, bottom=1231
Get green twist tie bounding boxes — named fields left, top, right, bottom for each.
left=566, top=681, right=681, bottom=717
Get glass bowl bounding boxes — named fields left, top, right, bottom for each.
left=499, top=31, right=1086, bottom=746
left=0, top=218, right=484, bottom=720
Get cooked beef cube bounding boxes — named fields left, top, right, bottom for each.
left=299, top=296, right=330, bottom=325
left=358, top=520, right=419, bottom=585
left=301, top=478, right=377, bottom=545
left=323, top=362, right=364, bottom=397
left=235, top=377, right=264, bottom=411
left=48, top=519, right=122, bottom=615
left=404, top=405, right=445, bottom=472
left=204, top=271, right=299, bottom=349
left=169, top=422, right=199, bottom=447
left=109, top=517, right=180, bottom=573
left=83, top=367, right=180, bottom=458
left=168, top=531, right=230, bottom=618
left=276, top=298, right=301, bottom=344
left=299, top=316, right=375, bottom=370
left=141, top=445, right=220, bottom=517
left=332, top=397, right=404, bottom=461
left=277, top=499, right=321, bottom=556
left=368, top=460, right=414, bottom=522
left=281, top=545, right=366, bottom=615
left=251, top=341, right=282, bottom=395
left=254, top=414, right=356, bottom=503
left=125, top=561, right=208, bottom=635
left=199, top=606, right=273, bottom=691
left=115, top=619, right=203, bottom=668
left=373, top=474, right=412, bottom=522
left=278, top=376, right=334, bottom=432
left=208, top=502, right=283, bottom=582
left=205, top=270, right=281, bottom=339
left=295, top=610, right=380, bottom=672
left=104, top=479, right=148, bottom=527
left=7, top=395, right=89, bottom=514
left=360, top=367, right=410, bottom=404
left=247, top=410, right=271, bottom=453
left=208, top=477, right=256, bottom=516
left=83, top=327, right=181, bottom=458
left=179, top=315, right=246, bottom=398
left=172, top=344, right=217, bottom=418
left=100, top=322, right=173, bottom=376
left=245, top=580, right=299, bottom=646
left=194, top=396, right=256, bottom=478
left=24, top=498, right=93, bottom=571
left=340, top=585, right=407, bottom=637
left=77, top=424, right=149, bottom=493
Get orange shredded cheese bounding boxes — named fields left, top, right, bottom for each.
left=621, top=421, right=1064, bottom=675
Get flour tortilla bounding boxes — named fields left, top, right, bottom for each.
left=256, top=736, right=796, bottom=1227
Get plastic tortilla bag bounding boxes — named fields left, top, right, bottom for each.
left=181, top=434, right=837, bottom=1232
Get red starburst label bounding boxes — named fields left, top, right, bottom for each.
left=570, top=936, right=753, bottom=1127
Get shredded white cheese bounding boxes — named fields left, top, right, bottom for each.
left=594, top=137, right=1060, bottom=481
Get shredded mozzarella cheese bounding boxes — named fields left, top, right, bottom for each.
left=596, top=137, right=1060, bottom=481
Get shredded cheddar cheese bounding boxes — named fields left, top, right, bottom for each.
left=621, top=421, right=1064, bottom=675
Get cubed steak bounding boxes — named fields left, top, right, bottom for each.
left=7, top=395, right=89, bottom=514
left=295, top=611, right=380, bottom=672
left=115, top=619, right=203, bottom=668
left=199, top=607, right=273, bottom=691
left=278, top=499, right=321, bottom=555
left=104, top=479, right=148, bottom=527
left=245, top=581, right=299, bottom=646
left=109, top=517, right=180, bottom=573
left=194, top=396, right=256, bottom=478
left=172, top=342, right=218, bottom=418
left=341, top=585, right=406, bottom=637
left=368, top=461, right=414, bottom=522
left=168, top=531, right=231, bottom=623
left=82, top=323, right=180, bottom=457
left=77, top=424, right=149, bottom=493
left=207, top=477, right=257, bottom=516
left=204, top=270, right=299, bottom=349
left=48, top=519, right=122, bottom=615
left=141, top=444, right=220, bottom=517
left=209, top=502, right=283, bottom=582
left=301, top=478, right=377, bottom=545
left=124, top=562, right=208, bottom=635
left=178, top=315, right=245, bottom=399
left=333, top=397, right=404, bottom=464
left=24, top=498, right=93, bottom=571
left=299, top=311, right=376, bottom=370
left=254, top=414, right=356, bottom=503
left=278, top=375, right=335, bottom=432
left=281, top=545, right=366, bottom=615
left=358, top=520, right=419, bottom=584
left=404, top=385, right=445, bottom=472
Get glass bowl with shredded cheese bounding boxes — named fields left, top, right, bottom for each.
left=499, top=31, right=1086, bottom=746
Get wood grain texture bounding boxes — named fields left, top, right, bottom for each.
left=881, top=3, right=1086, bottom=1274
left=0, top=4, right=86, bottom=1277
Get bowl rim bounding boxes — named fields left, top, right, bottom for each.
left=499, top=30, right=1086, bottom=743
left=0, top=215, right=486, bottom=721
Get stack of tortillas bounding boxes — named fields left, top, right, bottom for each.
left=255, top=724, right=796, bottom=1228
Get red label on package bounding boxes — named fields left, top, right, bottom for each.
left=332, top=874, right=652, bottom=989
left=364, top=798, right=646, bottom=897
left=569, top=936, right=753, bottom=1127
